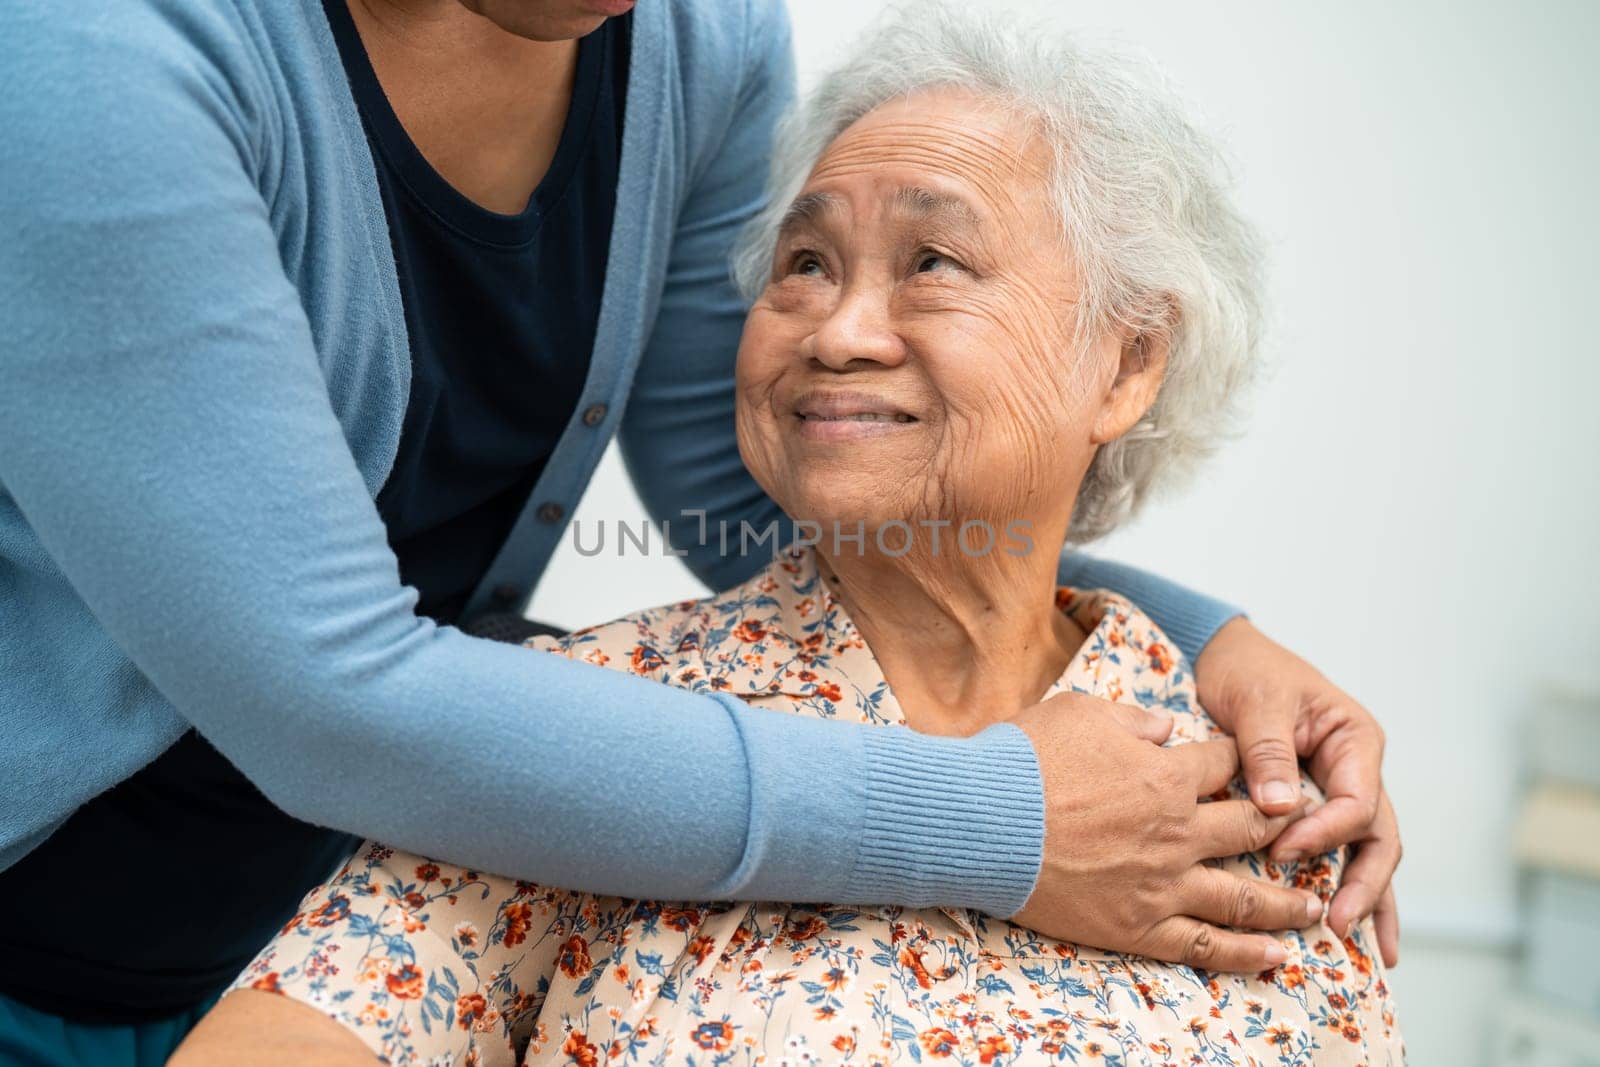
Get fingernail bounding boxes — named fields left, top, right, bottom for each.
left=1263, top=943, right=1287, bottom=966
left=1277, top=850, right=1302, bottom=864
left=1261, top=781, right=1297, bottom=806
left=1304, top=897, right=1322, bottom=924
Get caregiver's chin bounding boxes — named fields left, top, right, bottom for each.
left=454, top=0, right=635, bottom=40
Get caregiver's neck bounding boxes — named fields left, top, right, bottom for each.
left=345, top=0, right=582, bottom=215
left=817, top=528, right=1088, bottom=737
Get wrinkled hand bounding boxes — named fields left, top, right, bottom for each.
left=1196, top=617, right=1402, bottom=965
left=1010, top=692, right=1321, bottom=972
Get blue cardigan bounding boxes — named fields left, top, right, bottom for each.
left=0, top=0, right=1236, bottom=917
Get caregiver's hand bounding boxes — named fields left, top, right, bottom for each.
left=1195, top=616, right=1401, bottom=966
left=1010, top=693, right=1320, bottom=972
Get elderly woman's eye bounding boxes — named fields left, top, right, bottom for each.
left=789, top=252, right=827, bottom=277
left=913, top=251, right=961, bottom=274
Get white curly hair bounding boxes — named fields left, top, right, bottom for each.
left=732, top=1, right=1266, bottom=541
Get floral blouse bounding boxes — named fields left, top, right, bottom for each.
left=233, top=547, right=1402, bottom=1066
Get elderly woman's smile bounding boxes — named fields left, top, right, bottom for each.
left=791, top=389, right=919, bottom=438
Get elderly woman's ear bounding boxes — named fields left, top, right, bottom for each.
left=1089, top=319, right=1172, bottom=445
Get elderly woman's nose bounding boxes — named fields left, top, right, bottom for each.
left=805, top=283, right=908, bottom=370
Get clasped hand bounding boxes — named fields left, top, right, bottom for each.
left=1011, top=618, right=1400, bottom=972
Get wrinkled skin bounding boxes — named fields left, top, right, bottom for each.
left=736, top=90, right=1159, bottom=560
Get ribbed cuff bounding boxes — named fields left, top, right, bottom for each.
left=844, top=722, right=1044, bottom=918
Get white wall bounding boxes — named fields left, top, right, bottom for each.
left=533, top=0, right=1600, bottom=1014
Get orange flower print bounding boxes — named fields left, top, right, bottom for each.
left=557, top=934, right=594, bottom=979
left=1344, top=933, right=1374, bottom=976
left=734, top=619, right=766, bottom=643
left=689, top=1020, right=735, bottom=1052
left=629, top=645, right=665, bottom=674
left=385, top=963, right=423, bottom=1000
left=918, top=1027, right=960, bottom=1057
left=456, top=992, right=487, bottom=1029
left=250, top=972, right=280, bottom=994
left=1147, top=642, right=1173, bottom=674
left=582, top=648, right=610, bottom=667
left=978, top=1034, right=1013, bottom=1063
left=898, top=945, right=933, bottom=989
left=661, top=907, right=702, bottom=932
left=415, top=862, right=440, bottom=882
left=814, top=681, right=843, bottom=703
left=686, top=935, right=717, bottom=966
left=501, top=901, right=533, bottom=947
left=307, top=893, right=350, bottom=928
left=562, top=1030, right=600, bottom=1067
left=784, top=914, right=828, bottom=942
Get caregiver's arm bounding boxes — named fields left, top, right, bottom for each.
left=0, top=3, right=1035, bottom=915
left=172, top=994, right=368, bottom=1067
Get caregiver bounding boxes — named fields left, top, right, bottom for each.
left=0, top=0, right=1398, bottom=1061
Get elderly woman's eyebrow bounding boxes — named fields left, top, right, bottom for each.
left=777, top=192, right=843, bottom=235
left=893, top=186, right=983, bottom=230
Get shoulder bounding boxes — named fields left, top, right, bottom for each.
left=655, top=0, right=791, bottom=83
left=524, top=559, right=790, bottom=690
left=641, top=0, right=796, bottom=189
left=524, top=591, right=724, bottom=683
left=0, top=0, right=314, bottom=179
left=1057, top=587, right=1213, bottom=730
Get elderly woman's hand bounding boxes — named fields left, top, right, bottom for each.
left=1195, top=617, right=1401, bottom=965
left=1010, top=693, right=1323, bottom=972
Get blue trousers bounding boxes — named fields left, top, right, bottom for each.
left=0, top=993, right=214, bottom=1067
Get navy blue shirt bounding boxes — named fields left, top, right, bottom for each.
left=333, top=0, right=630, bottom=624
left=0, top=6, right=629, bottom=1023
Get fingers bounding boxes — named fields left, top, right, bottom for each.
left=1192, top=797, right=1300, bottom=859
left=1168, top=739, right=1241, bottom=796
left=1326, top=790, right=1401, bottom=937
left=1373, top=887, right=1400, bottom=967
left=1182, top=866, right=1321, bottom=932
left=1138, top=915, right=1288, bottom=973
left=1225, top=690, right=1305, bottom=815
left=1270, top=794, right=1377, bottom=862
left=1101, top=701, right=1174, bottom=745
left=1283, top=704, right=1385, bottom=858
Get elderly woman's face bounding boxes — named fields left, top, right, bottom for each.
left=736, top=89, right=1142, bottom=549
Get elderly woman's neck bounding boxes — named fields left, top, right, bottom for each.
left=816, top=546, right=1087, bottom=736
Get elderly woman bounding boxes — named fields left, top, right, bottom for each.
left=176, top=8, right=1402, bottom=1066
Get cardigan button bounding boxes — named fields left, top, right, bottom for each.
left=537, top=501, right=565, bottom=524
left=581, top=403, right=607, bottom=427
